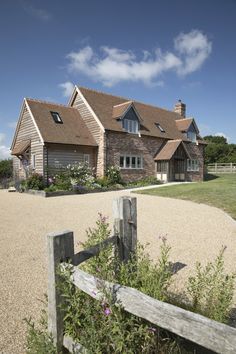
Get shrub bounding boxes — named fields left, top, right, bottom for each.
left=57, top=216, right=176, bottom=353
left=95, top=176, right=110, bottom=187
left=67, top=163, right=95, bottom=188
left=25, top=312, right=56, bottom=354
left=24, top=173, right=45, bottom=190
left=105, top=165, right=122, bottom=185
left=0, top=159, right=13, bottom=179
left=127, top=176, right=162, bottom=188
left=53, top=172, right=72, bottom=191
left=187, top=247, right=236, bottom=323
left=26, top=217, right=236, bottom=353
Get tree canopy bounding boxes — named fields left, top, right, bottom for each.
left=0, top=159, right=13, bottom=180
left=204, top=135, right=236, bottom=164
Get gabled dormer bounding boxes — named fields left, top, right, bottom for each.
left=176, top=118, right=199, bottom=143
left=112, top=101, right=142, bottom=134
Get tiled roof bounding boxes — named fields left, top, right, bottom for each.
left=112, top=101, right=133, bottom=118
left=79, top=87, right=188, bottom=140
left=154, top=140, right=191, bottom=160
left=176, top=118, right=193, bottom=132
left=26, top=99, right=97, bottom=146
left=12, top=139, right=30, bottom=155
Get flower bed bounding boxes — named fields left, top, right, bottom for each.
left=18, top=164, right=162, bottom=197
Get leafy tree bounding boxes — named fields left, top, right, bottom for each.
left=204, top=135, right=227, bottom=144
left=204, top=136, right=236, bottom=164
left=0, top=159, right=13, bottom=179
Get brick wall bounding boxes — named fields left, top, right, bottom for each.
left=106, top=131, right=164, bottom=182
left=186, top=143, right=205, bottom=182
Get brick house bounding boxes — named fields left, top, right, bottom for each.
left=11, top=85, right=206, bottom=183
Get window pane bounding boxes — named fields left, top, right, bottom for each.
left=120, top=156, right=124, bottom=168
left=137, top=157, right=141, bottom=168
left=126, top=156, right=130, bottom=168
left=132, top=156, right=136, bottom=168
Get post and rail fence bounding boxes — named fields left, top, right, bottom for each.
left=207, top=163, right=236, bottom=174
left=47, top=196, right=236, bottom=354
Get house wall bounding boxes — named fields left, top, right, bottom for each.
left=12, top=105, right=44, bottom=181
left=186, top=143, right=205, bottom=182
left=106, top=131, right=165, bottom=182
left=45, top=143, right=97, bottom=176
left=71, top=90, right=105, bottom=177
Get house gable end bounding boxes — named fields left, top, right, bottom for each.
left=11, top=100, right=43, bottom=152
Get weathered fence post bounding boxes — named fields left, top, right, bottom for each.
left=47, top=230, right=74, bottom=351
left=113, top=196, right=137, bottom=263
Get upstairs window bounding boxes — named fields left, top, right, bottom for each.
left=155, top=123, right=165, bottom=132
left=50, top=111, right=63, bottom=124
left=187, top=131, right=196, bottom=143
left=123, top=119, right=139, bottom=133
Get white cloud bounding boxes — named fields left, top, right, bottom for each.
left=65, top=30, right=212, bottom=87
left=215, top=132, right=230, bottom=143
left=22, top=2, right=51, bottom=21
left=174, top=30, right=212, bottom=75
left=59, top=81, right=75, bottom=97
left=0, top=133, right=10, bottom=160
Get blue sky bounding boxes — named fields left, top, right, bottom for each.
left=0, top=0, right=236, bottom=159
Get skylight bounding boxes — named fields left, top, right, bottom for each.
left=50, top=111, right=63, bottom=124
left=155, top=123, right=165, bottom=132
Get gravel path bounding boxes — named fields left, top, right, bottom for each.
left=0, top=189, right=236, bottom=354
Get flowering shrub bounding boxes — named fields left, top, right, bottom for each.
left=105, top=165, right=122, bottom=185
left=67, top=163, right=95, bottom=188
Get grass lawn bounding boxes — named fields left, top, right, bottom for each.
left=135, top=174, right=236, bottom=220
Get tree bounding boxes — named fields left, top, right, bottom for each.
left=0, top=159, right=13, bottom=180
left=203, top=136, right=236, bottom=164
left=204, top=135, right=227, bottom=145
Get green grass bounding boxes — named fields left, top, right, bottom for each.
left=135, top=174, right=236, bottom=220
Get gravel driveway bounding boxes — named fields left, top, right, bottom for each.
left=0, top=189, right=236, bottom=354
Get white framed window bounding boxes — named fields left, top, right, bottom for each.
left=119, top=154, right=143, bottom=169
left=187, top=159, right=199, bottom=171
left=31, top=154, right=36, bottom=169
left=123, top=119, right=139, bottom=134
left=83, top=154, right=90, bottom=165
left=18, top=158, right=22, bottom=170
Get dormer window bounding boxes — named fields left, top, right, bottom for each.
left=50, top=111, right=63, bottom=124
left=187, top=131, right=196, bottom=143
left=123, top=118, right=139, bottom=134
left=155, top=123, right=165, bottom=133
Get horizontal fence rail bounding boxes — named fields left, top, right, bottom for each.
left=47, top=196, right=236, bottom=354
left=208, top=163, right=236, bottom=173
left=63, top=266, right=236, bottom=354
left=73, top=235, right=118, bottom=266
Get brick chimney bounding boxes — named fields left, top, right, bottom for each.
left=174, top=99, right=186, bottom=118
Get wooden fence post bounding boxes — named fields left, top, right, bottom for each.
left=47, top=230, right=74, bottom=351
left=113, top=196, right=137, bottom=263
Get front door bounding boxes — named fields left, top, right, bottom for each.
left=174, top=159, right=185, bottom=181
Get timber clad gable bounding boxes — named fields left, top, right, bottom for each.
left=12, top=104, right=44, bottom=180
left=71, top=89, right=106, bottom=176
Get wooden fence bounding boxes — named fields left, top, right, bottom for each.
left=207, top=163, right=236, bottom=173
left=47, top=196, right=236, bottom=354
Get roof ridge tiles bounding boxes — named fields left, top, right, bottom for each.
left=113, top=101, right=133, bottom=107
left=25, top=98, right=75, bottom=109
left=78, top=86, right=181, bottom=117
